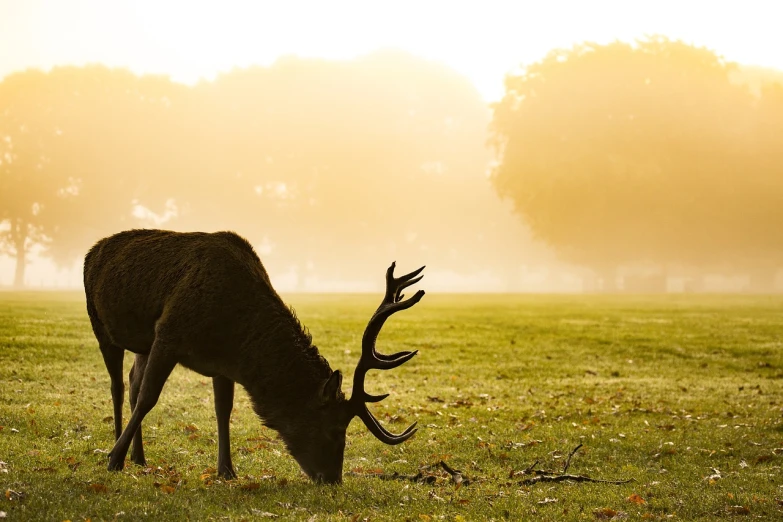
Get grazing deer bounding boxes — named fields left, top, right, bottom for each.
left=83, top=229, right=424, bottom=484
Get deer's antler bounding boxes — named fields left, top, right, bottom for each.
left=348, top=262, right=425, bottom=444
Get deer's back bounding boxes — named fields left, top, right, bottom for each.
left=84, top=229, right=276, bottom=358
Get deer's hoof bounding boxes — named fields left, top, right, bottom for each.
left=218, top=466, right=237, bottom=480
left=107, top=455, right=125, bottom=471
left=132, top=457, right=147, bottom=467
left=131, top=451, right=146, bottom=467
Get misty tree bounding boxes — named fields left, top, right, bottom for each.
left=490, top=36, right=780, bottom=287
left=0, top=66, right=183, bottom=286
left=0, top=70, right=67, bottom=287
left=181, top=50, right=525, bottom=287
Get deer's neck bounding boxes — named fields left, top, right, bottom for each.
left=240, top=311, right=332, bottom=427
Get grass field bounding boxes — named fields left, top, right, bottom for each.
left=0, top=292, right=782, bottom=521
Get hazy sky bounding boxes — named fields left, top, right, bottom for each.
left=1, top=0, right=782, bottom=101
left=2, top=0, right=782, bottom=289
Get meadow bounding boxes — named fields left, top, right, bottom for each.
left=0, top=292, right=781, bottom=521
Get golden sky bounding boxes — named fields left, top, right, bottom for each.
left=2, top=0, right=782, bottom=289
left=1, top=0, right=781, bottom=102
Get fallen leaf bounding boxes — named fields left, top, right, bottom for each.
left=755, top=455, right=773, bottom=464
left=0, top=511, right=6, bottom=518
left=593, top=507, right=618, bottom=519
left=88, top=483, right=108, bottom=493
left=628, top=494, right=646, bottom=505
left=418, top=515, right=432, bottom=521
left=159, top=485, right=175, bottom=494
left=240, top=482, right=260, bottom=490
left=538, top=497, right=558, bottom=505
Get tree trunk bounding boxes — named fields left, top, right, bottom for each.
left=12, top=220, right=27, bottom=289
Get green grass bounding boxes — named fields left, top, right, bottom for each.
left=1, top=292, right=782, bottom=521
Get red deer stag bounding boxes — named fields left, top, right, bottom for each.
left=83, top=229, right=424, bottom=484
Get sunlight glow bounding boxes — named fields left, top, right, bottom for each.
left=2, top=1, right=782, bottom=101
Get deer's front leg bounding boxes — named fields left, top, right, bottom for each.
left=213, top=375, right=237, bottom=480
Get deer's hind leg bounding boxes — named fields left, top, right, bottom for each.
left=98, top=342, right=125, bottom=441
left=108, top=337, right=177, bottom=472
left=129, top=353, right=148, bottom=466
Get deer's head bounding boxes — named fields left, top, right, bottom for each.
left=277, top=263, right=425, bottom=484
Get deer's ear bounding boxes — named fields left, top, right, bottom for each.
left=322, top=370, right=343, bottom=403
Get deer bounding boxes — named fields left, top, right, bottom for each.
left=83, top=229, right=424, bottom=484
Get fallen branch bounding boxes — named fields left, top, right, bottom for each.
left=515, top=444, right=633, bottom=486
left=346, top=460, right=471, bottom=486
left=519, top=473, right=633, bottom=486
left=438, top=460, right=470, bottom=486
left=345, top=470, right=435, bottom=484
left=348, top=445, right=632, bottom=488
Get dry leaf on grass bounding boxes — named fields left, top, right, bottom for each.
left=628, top=494, right=646, bottom=505
left=88, top=483, right=108, bottom=493
left=593, top=507, right=627, bottom=519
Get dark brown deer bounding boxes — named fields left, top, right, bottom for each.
left=83, top=229, right=424, bottom=484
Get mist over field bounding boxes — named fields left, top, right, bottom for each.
left=2, top=3, right=783, bottom=293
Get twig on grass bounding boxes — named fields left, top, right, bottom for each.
left=519, top=473, right=633, bottom=486
left=516, top=443, right=633, bottom=486
left=438, top=460, right=469, bottom=486
left=346, top=460, right=472, bottom=486
left=563, top=443, right=583, bottom=473
left=347, top=444, right=633, bottom=488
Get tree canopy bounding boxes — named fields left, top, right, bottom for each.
left=1, top=52, right=531, bottom=288
left=490, top=37, right=783, bottom=277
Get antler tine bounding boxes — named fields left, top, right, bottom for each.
left=349, top=262, right=425, bottom=445
left=385, top=263, right=425, bottom=302
left=358, top=405, right=418, bottom=445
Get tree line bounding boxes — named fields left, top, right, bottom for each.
left=2, top=38, right=783, bottom=290
left=1, top=51, right=527, bottom=288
